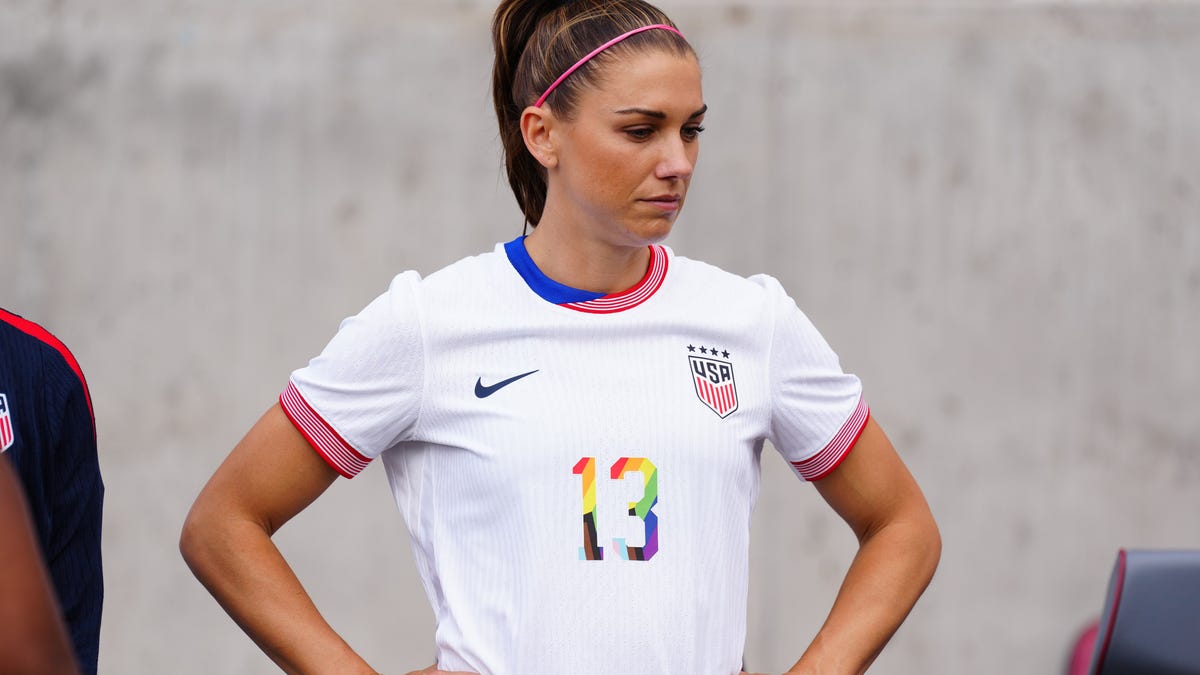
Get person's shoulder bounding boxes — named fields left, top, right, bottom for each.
left=666, top=250, right=788, bottom=299
left=363, top=244, right=510, bottom=324
left=404, top=243, right=519, bottom=308
left=0, top=309, right=90, bottom=391
left=0, top=309, right=95, bottom=427
left=370, top=243, right=506, bottom=292
left=419, top=243, right=508, bottom=287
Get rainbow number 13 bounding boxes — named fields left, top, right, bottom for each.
left=572, top=457, right=659, bottom=561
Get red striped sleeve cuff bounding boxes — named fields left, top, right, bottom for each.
left=790, top=396, right=870, bottom=482
left=279, top=381, right=371, bottom=478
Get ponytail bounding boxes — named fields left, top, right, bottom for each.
left=492, top=0, right=562, bottom=229
left=491, top=0, right=691, bottom=228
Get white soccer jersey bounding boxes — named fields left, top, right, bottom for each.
left=281, top=237, right=867, bottom=675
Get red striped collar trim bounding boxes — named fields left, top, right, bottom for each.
left=561, top=245, right=669, bottom=314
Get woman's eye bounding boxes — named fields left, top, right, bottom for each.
left=625, top=128, right=654, bottom=140
left=682, top=125, right=706, bottom=141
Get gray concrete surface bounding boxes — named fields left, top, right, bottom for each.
left=2, top=1, right=1198, bottom=673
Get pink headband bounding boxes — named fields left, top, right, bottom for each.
left=534, top=23, right=685, bottom=108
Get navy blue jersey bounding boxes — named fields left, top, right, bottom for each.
left=0, top=308, right=104, bottom=674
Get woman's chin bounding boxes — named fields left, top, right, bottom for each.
left=627, top=213, right=678, bottom=245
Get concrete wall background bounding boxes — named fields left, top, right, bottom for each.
left=2, top=1, right=1198, bottom=673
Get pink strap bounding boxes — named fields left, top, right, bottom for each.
left=534, top=23, right=685, bottom=108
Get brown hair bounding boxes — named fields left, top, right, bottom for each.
left=491, top=0, right=693, bottom=227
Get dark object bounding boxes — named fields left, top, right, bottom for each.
left=0, top=309, right=104, bottom=674
left=1090, top=549, right=1200, bottom=675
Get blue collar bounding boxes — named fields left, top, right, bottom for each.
left=504, top=236, right=606, bottom=305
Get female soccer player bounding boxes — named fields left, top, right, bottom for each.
left=180, top=1, right=941, bottom=673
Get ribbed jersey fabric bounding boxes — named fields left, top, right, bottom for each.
left=282, top=238, right=866, bottom=675
left=0, top=308, right=104, bottom=674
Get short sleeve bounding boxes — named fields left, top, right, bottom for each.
left=756, top=275, right=869, bottom=482
left=48, top=378, right=103, bottom=673
left=280, top=271, right=425, bottom=478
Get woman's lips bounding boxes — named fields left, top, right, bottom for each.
left=642, top=195, right=681, bottom=211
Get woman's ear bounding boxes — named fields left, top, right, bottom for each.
left=520, top=106, right=558, bottom=169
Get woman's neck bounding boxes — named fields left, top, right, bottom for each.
left=522, top=222, right=652, bottom=295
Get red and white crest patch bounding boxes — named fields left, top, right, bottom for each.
left=688, top=347, right=738, bottom=418
left=0, top=394, right=13, bottom=452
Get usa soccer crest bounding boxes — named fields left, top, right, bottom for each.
left=687, top=345, right=738, bottom=418
left=0, top=394, right=13, bottom=452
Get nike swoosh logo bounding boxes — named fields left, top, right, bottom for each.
left=474, top=370, right=539, bottom=398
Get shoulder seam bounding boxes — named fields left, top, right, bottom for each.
left=760, top=280, right=782, bottom=443
left=398, top=273, right=429, bottom=440
left=0, top=309, right=95, bottom=423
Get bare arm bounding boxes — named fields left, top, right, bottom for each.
left=784, top=417, right=941, bottom=674
left=0, top=458, right=79, bottom=675
left=179, top=403, right=376, bottom=674
left=181, top=404, right=477, bottom=675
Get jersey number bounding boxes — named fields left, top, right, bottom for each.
left=572, top=457, right=658, bottom=561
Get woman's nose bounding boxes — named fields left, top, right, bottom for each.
left=656, top=137, right=695, bottom=181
